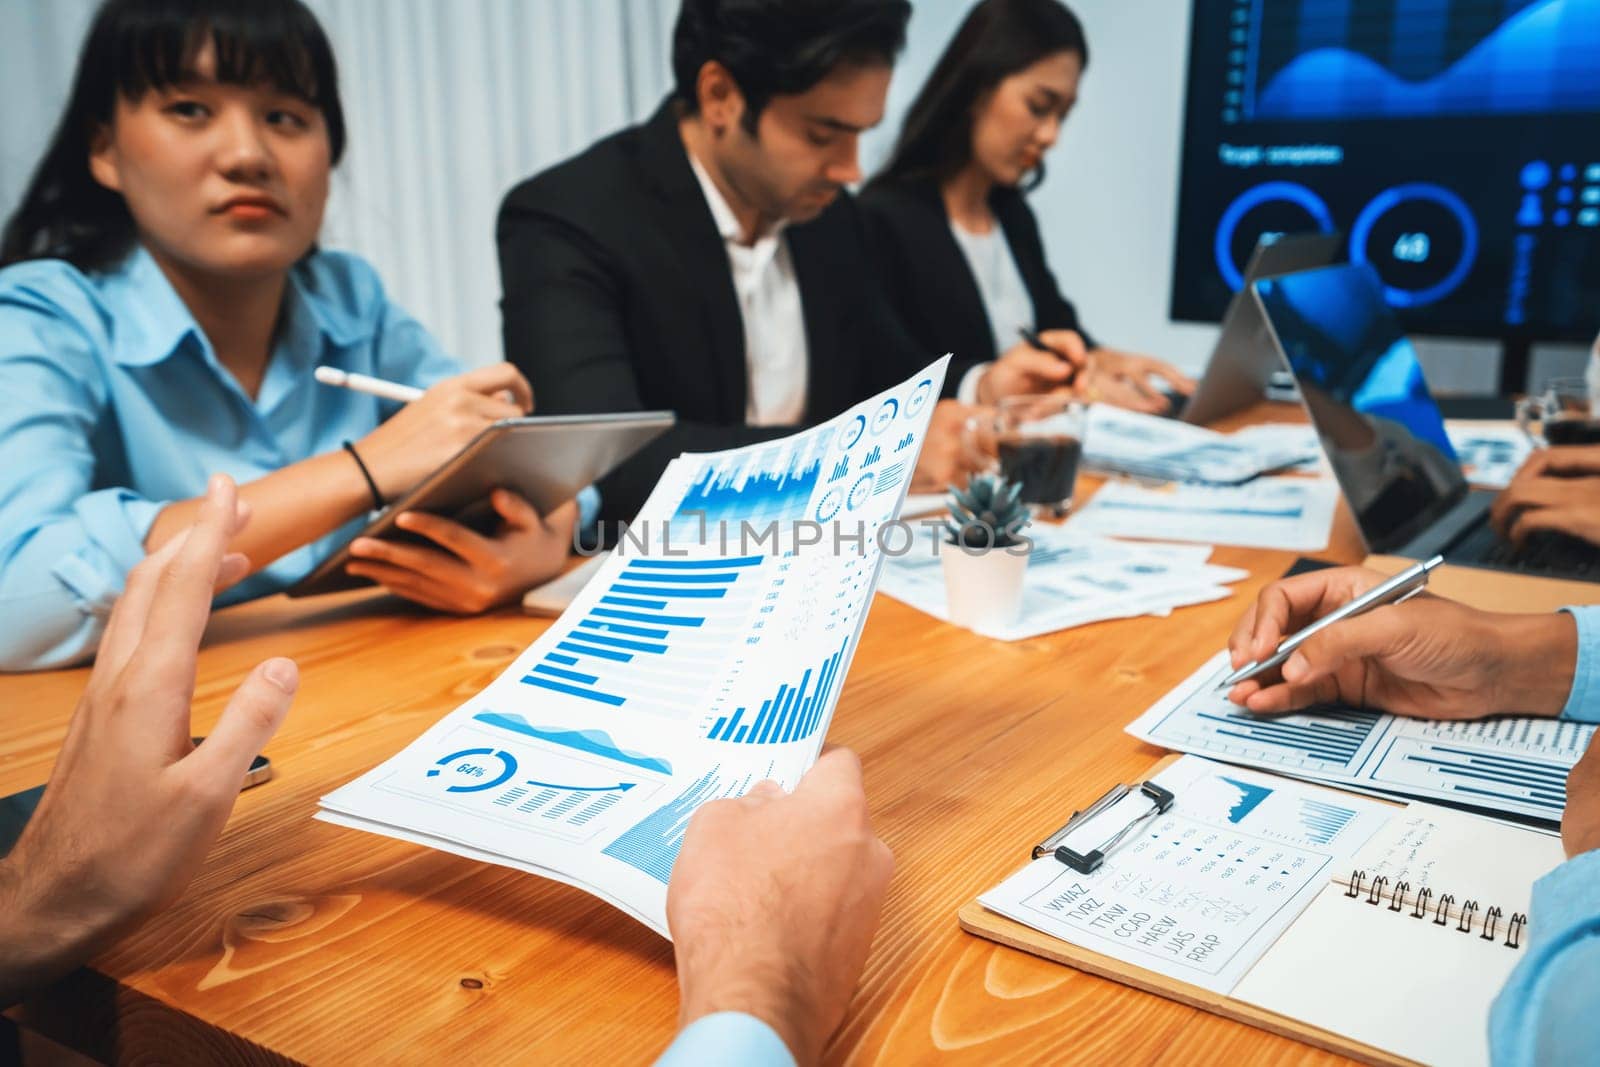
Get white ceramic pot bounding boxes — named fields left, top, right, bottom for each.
left=941, top=542, right=1029, bottom=635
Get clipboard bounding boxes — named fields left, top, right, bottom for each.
left=289, top=411, right=671, bottom=597
left=957, top=754, right=1418, bottom=1067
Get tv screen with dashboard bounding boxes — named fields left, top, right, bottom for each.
left=1169, top=0, right=1600, bottom=344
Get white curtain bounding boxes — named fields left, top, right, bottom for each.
left=0, top=0, right=680, bottom=368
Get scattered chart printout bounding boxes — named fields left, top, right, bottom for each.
left=1127, top=652, right=1594, bottom=824
left=877, top=526, right=1246, bottom=639
left=1069, top=477, right=1338, bottom=551
left=319, top=360, right=950, bottom=936
left=979, top=755, right=1391, bottom=994
left=1445, top=423, right=1533, bottom=489
left=1085, top=406, right=1318, bottom=484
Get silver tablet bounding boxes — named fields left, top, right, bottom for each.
left=289, top=411, right=673, bottom=597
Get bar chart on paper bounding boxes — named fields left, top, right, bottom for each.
left=1129, top=655, right=1596, bottom=823
left=1147, top=678, right=1387, bottom=774
left=1365, top=718, right=1593, bottom=821
left=519, top=555, right=766, bottom=719
left=702, top=638, right=848, bottom=745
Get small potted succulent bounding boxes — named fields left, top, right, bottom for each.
left=940, top=474, right=1032, bottom=634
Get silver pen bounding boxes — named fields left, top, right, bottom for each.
left=1218, top=555, right=1444, bottom=690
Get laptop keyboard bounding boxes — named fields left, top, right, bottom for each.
left=1448, top=523, right=1600, bottom=580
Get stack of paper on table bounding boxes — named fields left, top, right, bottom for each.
left=877, top=526, right=1247, bottom=639
left=1068, top=476, right=1339, bottom=552
left=1084, top=406, right=1319, bottom=484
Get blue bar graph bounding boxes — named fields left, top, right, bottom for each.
left=519, top=555, right=764, bottom=710
left=705, top=639, right=848, bottom=745
left=1195, top=708, right=1382, bottom=768
left=1296, top=798, right=1358, bottom=846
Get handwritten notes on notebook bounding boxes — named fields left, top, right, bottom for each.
left=1232, top=804, right=1565, bottom=1067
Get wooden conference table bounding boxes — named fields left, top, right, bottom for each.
left=0, top=403, right=1575, bottom=1065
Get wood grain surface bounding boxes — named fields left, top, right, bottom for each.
left=4, top=402, right=1503, bottom=1066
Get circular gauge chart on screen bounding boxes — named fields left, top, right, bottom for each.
left=1213, top=181, right=1337, bottom=291
left=1349, top=183, right=1478, bottom=308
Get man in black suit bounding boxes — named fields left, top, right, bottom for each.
left=497, top=0, right=1079, bottom=524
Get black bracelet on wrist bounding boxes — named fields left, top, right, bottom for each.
left=342, top=440, right=385, bottom=510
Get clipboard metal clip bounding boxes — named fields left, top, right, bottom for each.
left=1033, top=780, right=1176, bottom=874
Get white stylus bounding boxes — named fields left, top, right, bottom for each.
left=313, top=365, right=424, bottom=404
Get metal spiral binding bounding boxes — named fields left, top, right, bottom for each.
left=1342, top=869, right=1527, bottom=949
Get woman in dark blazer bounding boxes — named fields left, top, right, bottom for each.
left=861, top=0, right=1191, bottom=413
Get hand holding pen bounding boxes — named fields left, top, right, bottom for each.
left=975, top=327, right=1088, bottom=404
left=1221, top=560, right=1577, bottom=721
left=316, top=362, right=533, bottom=500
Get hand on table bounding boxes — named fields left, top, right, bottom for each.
left=1082, top=348, right=1194, bottom=414
left=1224, top=565, right=1576, bottom=720
left=346, top=492, right=578, bottom=614
left=1489, top=446, right=1600, bottom=549
left=0, top=476, right=297, bottom=1006
left=666, top=749, right=894, bottom=1065
left=354, top=363, right=534, bottom=499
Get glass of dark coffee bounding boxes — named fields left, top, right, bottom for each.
left=965, top=395, right=1088, bottom=518
left=1517, top=377, right=1600, bottom=448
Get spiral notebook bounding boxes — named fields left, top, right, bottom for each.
left=1231, top=803, right=1565, bottom=1067
left=964, top=761, right=1567, bottom=1066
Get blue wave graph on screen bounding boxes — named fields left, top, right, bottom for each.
left=1219, top=776, right=1272, bottom=823
left=519, top=555, right=764, bottom=714
left=1253, top=0, right=1600, bottom=121
left=675, top=449, right=822, bottom=525
left=704, top=638, right=849, bottom=745
left=472, top=713, right=674, bottom=774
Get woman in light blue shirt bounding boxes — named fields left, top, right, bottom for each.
left=0, top=0, right=577, bottom=670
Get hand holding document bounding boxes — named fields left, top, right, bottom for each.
left=318, top=360, right=950, bottom=935
left=1069, top=477, right=1339, bottom=552
left=1084, top=406, right=1318, bottom=484
left=878, top=526, right=1247, bottom=640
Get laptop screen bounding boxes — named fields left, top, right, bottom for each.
left=1252, top=264, right=1468, bottom=553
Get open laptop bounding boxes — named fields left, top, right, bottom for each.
left=1178, top=231, right=1344, bottom=425
left=1252, top=262, right=1600, bottom=582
